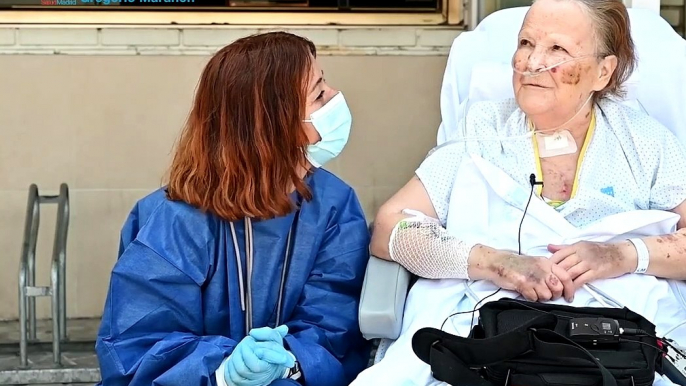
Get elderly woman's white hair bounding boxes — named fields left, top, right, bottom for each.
left=540, top=0, right=637, bottom=100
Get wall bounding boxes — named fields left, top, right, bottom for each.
left=0, top=26, right=458, bottom=320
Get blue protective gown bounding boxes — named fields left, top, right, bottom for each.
left=95, top=169, right=371, bottom=386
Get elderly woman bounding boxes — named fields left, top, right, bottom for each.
left=375, top=0, right=686, bottom=301
left=353, top=0, right=686, bottom=384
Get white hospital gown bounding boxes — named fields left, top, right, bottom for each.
left=419, top=97, right=686, bottom=229
left=352, top=98, right=686, bottom=386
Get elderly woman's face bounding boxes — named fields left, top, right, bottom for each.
left=512, top=0, right=613, bottom=118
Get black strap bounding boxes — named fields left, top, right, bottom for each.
left=428, top=341, right=494, bottom=386
left=533, top=329, right=616, bottom=386
left=413, top=327, right=617, bottom=386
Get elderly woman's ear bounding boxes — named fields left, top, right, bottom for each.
left=592, top=55, right=618, bottom=93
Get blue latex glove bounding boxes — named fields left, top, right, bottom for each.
left=249, top=325, right=288, bottom=345
left=224, top=326, right=295, bottom=386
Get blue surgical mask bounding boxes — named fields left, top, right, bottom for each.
left=304, top=92, right=352, bottom=168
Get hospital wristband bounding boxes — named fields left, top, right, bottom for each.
left=628, top=238, right=650, bottom=274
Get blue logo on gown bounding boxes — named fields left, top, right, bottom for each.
left=600, top=186, right=615, bottom=197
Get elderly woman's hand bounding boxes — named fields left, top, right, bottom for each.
left=548, top=242, right=636, bottom=288
left=483, top=251, right=576, bottom=302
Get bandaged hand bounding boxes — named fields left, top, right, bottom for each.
left=548, top=241, right=634, bottom=289
left=483, top=249, right=575, bottom=302
left=389, top=210, right=473, bottom=279
left=224, top=326, right=295, bottom=386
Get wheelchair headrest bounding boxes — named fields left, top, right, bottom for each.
left=439, top=6, right=686, bottom=145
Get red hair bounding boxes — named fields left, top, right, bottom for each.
left=167, top=32, right=316, bottom=221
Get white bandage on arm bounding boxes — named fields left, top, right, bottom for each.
left=388, top=210, right=476, bottom=279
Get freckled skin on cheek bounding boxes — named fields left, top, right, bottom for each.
left=561, top=67, right=581, bottom=85
left=514, top=58, right=527, bottom=75
left=560, top=63, right=594, bottom=86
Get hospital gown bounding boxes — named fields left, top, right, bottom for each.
left=352, top=98, right=686, bottom=386
left=95, top=168, right=371, bottom=386
left=427, top=98, right=686, bottom=227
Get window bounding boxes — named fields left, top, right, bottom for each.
left=468, top=0, right=684, bottom=37
left=0, top=0, right=440, bottom=9
left=660, top=1, right=685, bottom=37
left=468, top=0, right=531, bottom=27
left=0, top=0, right=462, bottom=26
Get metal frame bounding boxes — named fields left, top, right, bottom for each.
left=463, top=0, right=526, bottom=30
left=466, top=0, right=478, bottom=29
left=0, top=0, right=464, bottom=25
left=18, top=183, right=70, bottom=367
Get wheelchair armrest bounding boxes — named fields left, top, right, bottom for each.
left=358, top=255, right=412, bottom=340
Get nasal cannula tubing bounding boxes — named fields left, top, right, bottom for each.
left=512, top=55, right=596, bottom=77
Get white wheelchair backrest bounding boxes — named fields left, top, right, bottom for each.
left=437, top=6, right=686, bottom=146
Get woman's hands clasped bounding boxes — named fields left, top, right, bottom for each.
left=484, top=250, right=576, bottom=303
left=476, top=240, right=636, bottom=303
left=224, top=325, right=295, bottom=386
left=548, top=241, right=635, bottom=288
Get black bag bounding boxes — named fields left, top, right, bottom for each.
left=412, top=298, right=663, bottom=386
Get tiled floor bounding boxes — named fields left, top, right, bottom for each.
left=0, top=318, right=100, bottom=385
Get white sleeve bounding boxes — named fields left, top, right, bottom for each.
left=649, top=131, right=686, bottom=211
left=215, top=356, right=230, bottom=386
left=414, top=143, right=467, bottom=226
